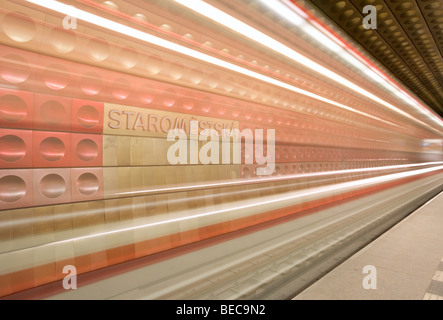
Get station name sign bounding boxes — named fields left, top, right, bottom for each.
left=104, top=103, right=239, bottom=138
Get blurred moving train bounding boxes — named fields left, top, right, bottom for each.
left=0, top=0, right=443, bottom=299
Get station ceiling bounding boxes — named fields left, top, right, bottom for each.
left=300, top=0, right=443, bottom=118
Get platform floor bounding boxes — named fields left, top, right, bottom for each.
left=294, top=191, right=443, bottom=300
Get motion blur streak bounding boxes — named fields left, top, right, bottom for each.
left=3, top=163, right=443, bottom=252
left=115, top=161, right=443, bottom=196
left=175, top=0, right=443, bottom=132
left=26, top=0, right=405, bottom=129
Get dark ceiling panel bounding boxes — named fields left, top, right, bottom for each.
left=302, top=0, right=443, bottom=117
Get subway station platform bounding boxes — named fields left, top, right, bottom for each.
left=293, top=192, right=443, bottom=300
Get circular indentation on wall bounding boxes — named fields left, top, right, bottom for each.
left=0, top=95, right=27, bottom=122
left=162, top=89, right=177, bottom=107
left=217, top=107, right=226, bottom=115
left=222, top=78, right=234, bottom=93
left=76, top=173, right=99, bottom=196
left=396, top=2, right=412, bottom=10
left=168, top=62, right=184, bottom=80
left=0, top=135, right=26, bottom=162
left=160, top=24, right=173, bottom=32
left=139, top=83, right=156, bottom=104
left=44, top=64, right=69, bottom=90
left=81, top=72, right=103, bottom=95
left=76, top=139, right=98, bottom=161
left=103, top=1, right=119, bottom=10
left=146, top=55, right=163, bottom=75
left=49, top=28, right=76, bottom=53
left=133, top=13, right=148, bottom=23
left=188, top=68, right=203, bottom=85
left=339, top=9, right=354, bottom=20
left=347, top=17, right=360, bottom=27
left=205, top=73, right=219, bottom=89
left=40, top=174, right=66, bottom=199
left=111, top=78, right=130, bottom=100
left=424, top=2, right=441, bottom=10
left=40, top=100, right=66, bottom=125
left=331, top=1, right=346, bottom=13
left=77, top=105, right=99, bottom=128
left=250, top=86, right=260, bottom=99
left=119, top=47, right=138, bottom=69
left=2, top=12, right=36, bottom=43
left=88, top=38, right=110, bottom=62
left=232, top=110, right=240, bottom=118
left=39, top=137, right=65, bottom=161
left=182, top=98, right=195, bottom=110
left=236, top=82, right=247, bottom=96
left=1, top=54, right=30, bottom=83
left=0, top=175, right=26, bottom=202
left=201, top=100, right=212, bottom=113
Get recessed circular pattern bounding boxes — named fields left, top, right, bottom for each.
left=0, top=135, right=26, bottom=162
left=160, top=24, right=173, bottom=32
left=133, top=13, right=148, bottom=22
left=49, top=28, right=76, bottom=53
left=112, top=78, right=130, bottom=100
left=0, top=175, right=26, bottom=202
left=119, top=47, right=138, bottom=69
left=76, top=139, right=99, bottom=161
left=76, top=173, right=99, bottom=196
left=339, top=9, right=354, bottom=20
left=396, top=2, right=413, bottom=10
left=80, top=72, right=103, bottom=95
left=222, top=78, right=234, bottom=93
left=88, top=38, right=110, bottom=62
left=188, top=68, right=203, bottom=85
left=162, top=89, right=177, bottom=107
left=205, top=73, right=219, bottom=89
left=40, top=174, right=66, bottom=199
left=217, top=107, right=226, bottom=115
left=40, top=100, right=66, bottom=125
left=201, top=98, right=212, bottom=113
left=0, top=95, right=27, bottom=123
left=146, top=55, right=163, bottom=75
left=182, top=33, right=194, bottom=41
left=1, top=54, right=30, bottom=83
left=139, top=84, right=156, bottom=104
left=44, top=64, right=69, bottom=90
left=39, top=137, right=65, bottom=161
left=77, top=105, right=99, bottom=128
left=346, top=17, right=360, bottom=28
left=2, top=12, right=36, bottom=43
left=182, top=99, right=195, bottom=110
left=168, top=62, right=184, bottom=80
left=331, top=1, right=346, bottom=13
left=103, top=1, right=119, bottom=11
